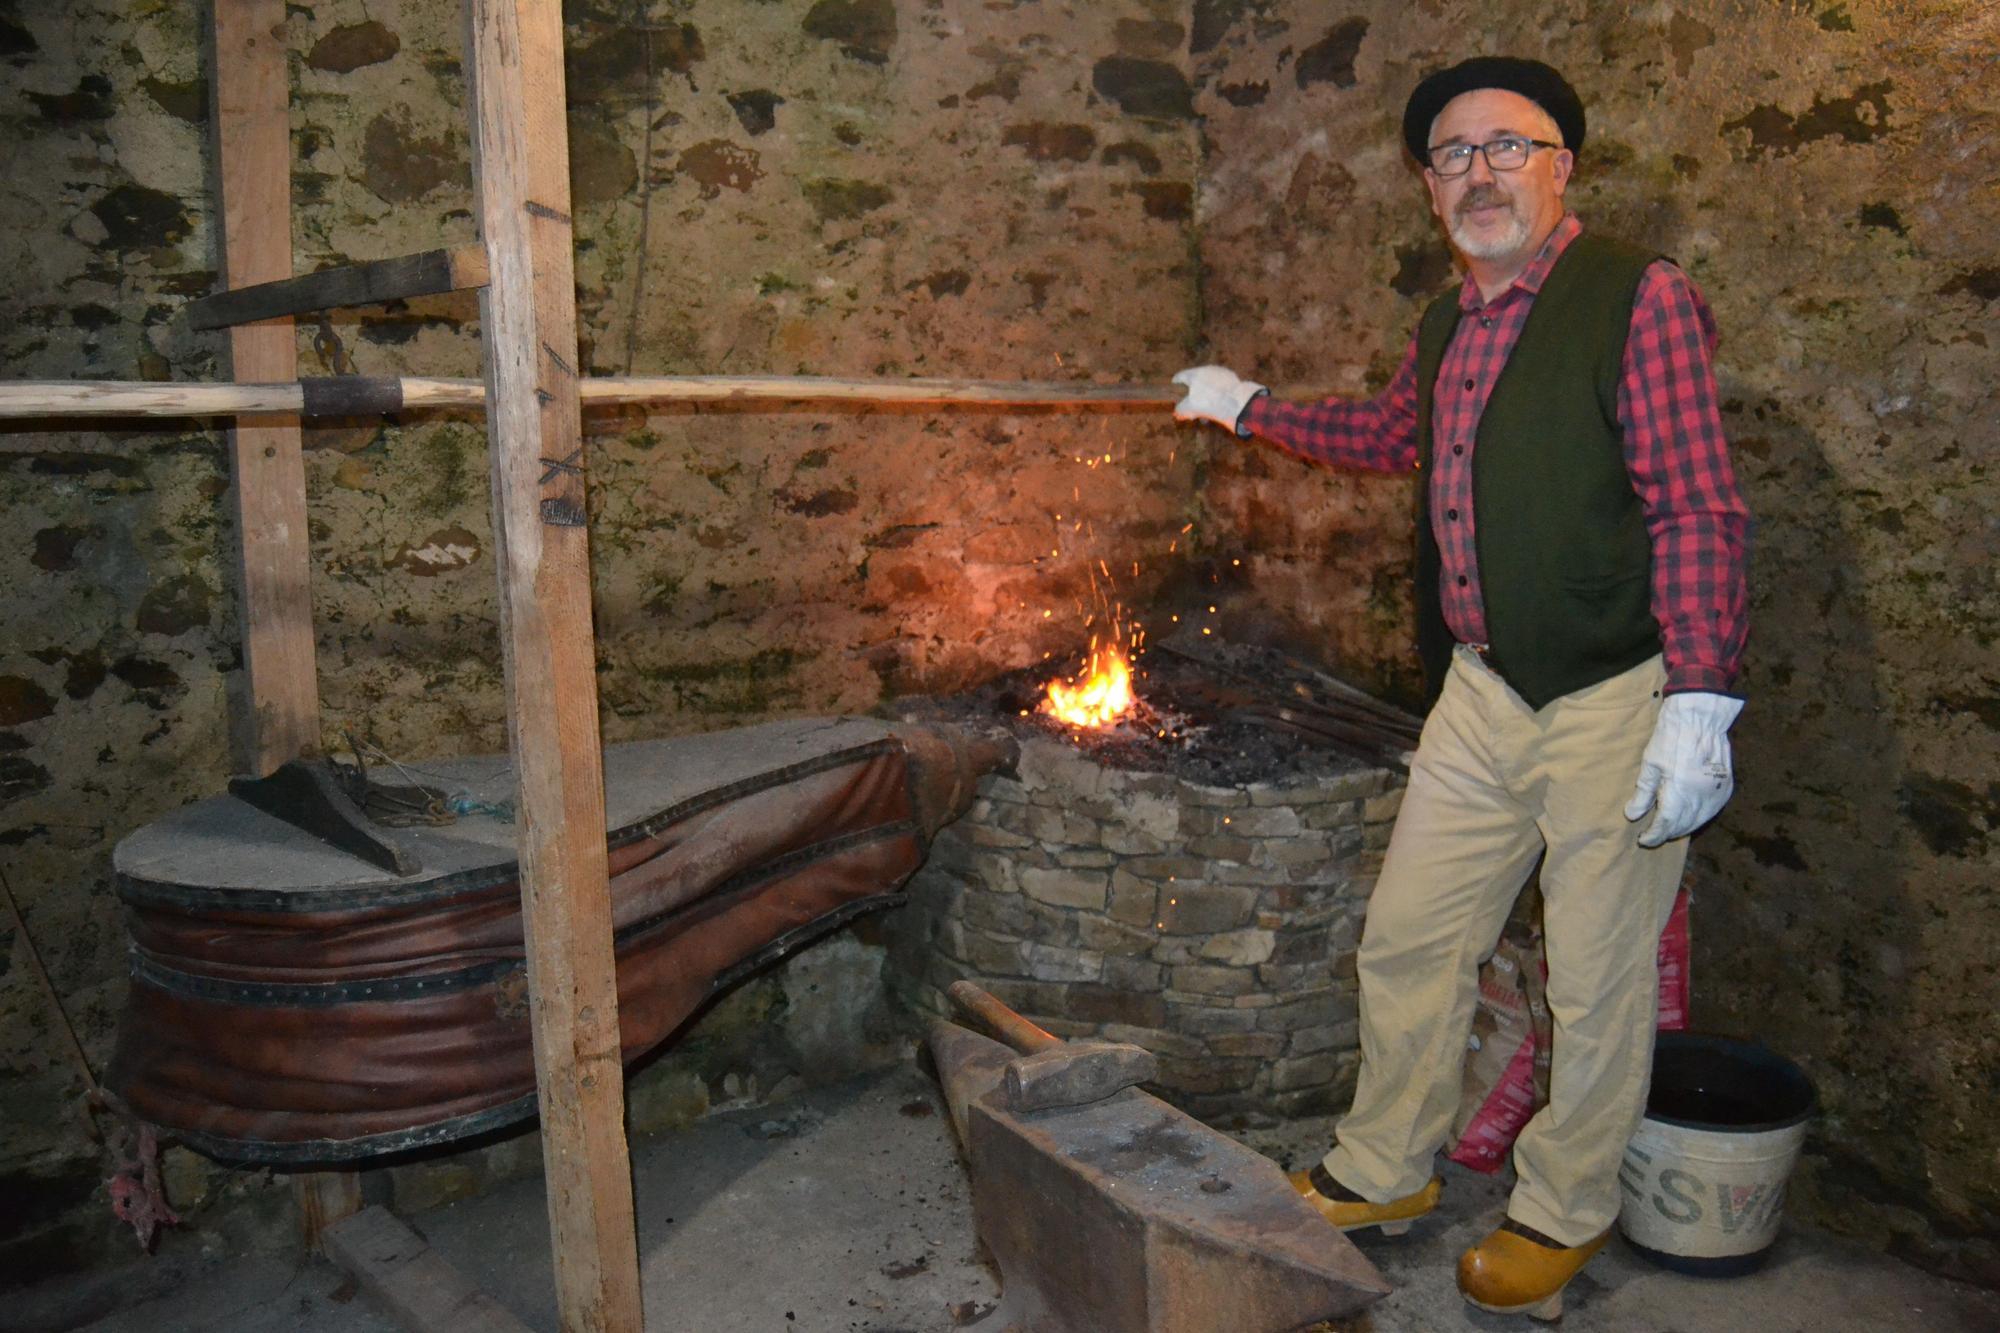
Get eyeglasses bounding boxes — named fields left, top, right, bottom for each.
left=1426, top=136, right=1561, bottom=178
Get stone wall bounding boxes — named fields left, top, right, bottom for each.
left=1190, top=0, right=1999, bottom=1283
left=2, top=0, right=1995, bottom=1292
left=0, top=0, right=1204, bottom=1281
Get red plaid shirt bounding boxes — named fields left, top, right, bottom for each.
left=1240, top=214, right=1750, bottom=697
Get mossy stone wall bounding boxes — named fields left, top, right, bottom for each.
left=0, top=0, right=1203, bottom=1280
left=1192, top=0, right=1998, bottom=1283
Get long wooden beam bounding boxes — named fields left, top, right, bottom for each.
left=214, top=0, right=357, bottom=1250
left=0, top=375, right=1178, bottom=420
left=185, top=245, right=491, bottom=330
left=213, top=0, right=319, bottom=779
left=466, top=1, right=642, bottom=1329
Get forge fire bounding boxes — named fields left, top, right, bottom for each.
left=1041, top=641, right=1135, bottom=728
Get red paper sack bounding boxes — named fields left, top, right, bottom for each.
left=1446, top=884, right=1692, bottom=1173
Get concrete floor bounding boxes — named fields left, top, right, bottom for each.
left=11, top=1062, right=2000, bottom=1333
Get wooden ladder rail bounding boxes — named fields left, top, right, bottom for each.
left=209, top=0, right=362, bottom=1262
left=212, top=0, right=317, bottom=780
left=201, top=1, right=644, bottom=1326
left=465, top=0, right=643, bottom=1325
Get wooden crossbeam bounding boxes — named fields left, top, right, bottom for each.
left=0, top=375, right=1178, bottom=420
left=185, top=245, right=490, bottom=330
left=466, top=1, right=643, bottom=1328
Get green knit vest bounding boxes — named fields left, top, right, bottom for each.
left=1414, top=233, right=1663, bottom=711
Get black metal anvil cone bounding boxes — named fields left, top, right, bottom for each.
left=929, top=990, right=1392, bottom=1333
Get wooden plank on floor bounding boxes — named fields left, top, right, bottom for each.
left=323, top=1206, right=534, bottom=1333
left=465, top=2, right=643, bottom=1330
left=185, top=245, right=490, bottom=330
left=212, top=0, right=318, bottom=777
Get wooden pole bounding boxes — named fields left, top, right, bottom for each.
left=292, top=1169, right=366, bottom=1256
left=213, top=0, right=319, bottom=779
left=215, top=0, right=356, bottom=1246
left=0, top=381, right=309, bottom=418
left=466, top=1, right=642, bottom=1329
left=0, top=375, right=1179, bottom=420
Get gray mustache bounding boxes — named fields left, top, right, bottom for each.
left=1456, top=187, right=1512, bottom=218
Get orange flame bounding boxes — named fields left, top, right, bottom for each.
left=1043, top=645, right=1134, bottom=728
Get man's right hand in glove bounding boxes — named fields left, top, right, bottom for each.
left=1172, top=366, right=1266, bottom=437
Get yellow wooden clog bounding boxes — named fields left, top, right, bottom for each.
left=1457, top=1223, right=1612, bottom=1320
left=1287, top=1169, right=1443, bottom=1236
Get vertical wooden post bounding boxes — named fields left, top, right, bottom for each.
left=292, top=1169, right=365, bottom=1254
left=465, top=2, right=643, bottom=1330
left=212, top=0, right=319, bottom=776
left=213, top=0, right=355, bottom=1244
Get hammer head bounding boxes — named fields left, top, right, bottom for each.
left=1002, top=1041, right=1157, bottom=1113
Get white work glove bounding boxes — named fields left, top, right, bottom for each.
left=1624, top=691, right=1745, bottom=847
left=1172, top=365, right=1266, bottom=437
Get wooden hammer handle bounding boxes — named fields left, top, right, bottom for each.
left=946, top=980, right=1061, bottom=1055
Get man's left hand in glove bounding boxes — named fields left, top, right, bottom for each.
left=1624, top=692, right=1745, bottom=847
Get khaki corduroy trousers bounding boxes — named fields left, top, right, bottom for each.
left=1323, top=646, right=1688, bottom=1245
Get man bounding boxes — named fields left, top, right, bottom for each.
left=1173, top=57, right=1750, bottom=1320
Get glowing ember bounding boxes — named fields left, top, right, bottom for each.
left=1043, top=644, right=1134, bottom=728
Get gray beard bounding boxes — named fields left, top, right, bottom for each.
left=1449, top=195, right=1532, bottom=260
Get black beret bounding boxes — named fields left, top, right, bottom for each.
left=1402, top=56, right=1586, bottom=164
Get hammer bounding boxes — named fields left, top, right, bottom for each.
left=946, top=980, right=1158, bottom=1113
left=929, top=982, right=1391, bottom=1332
